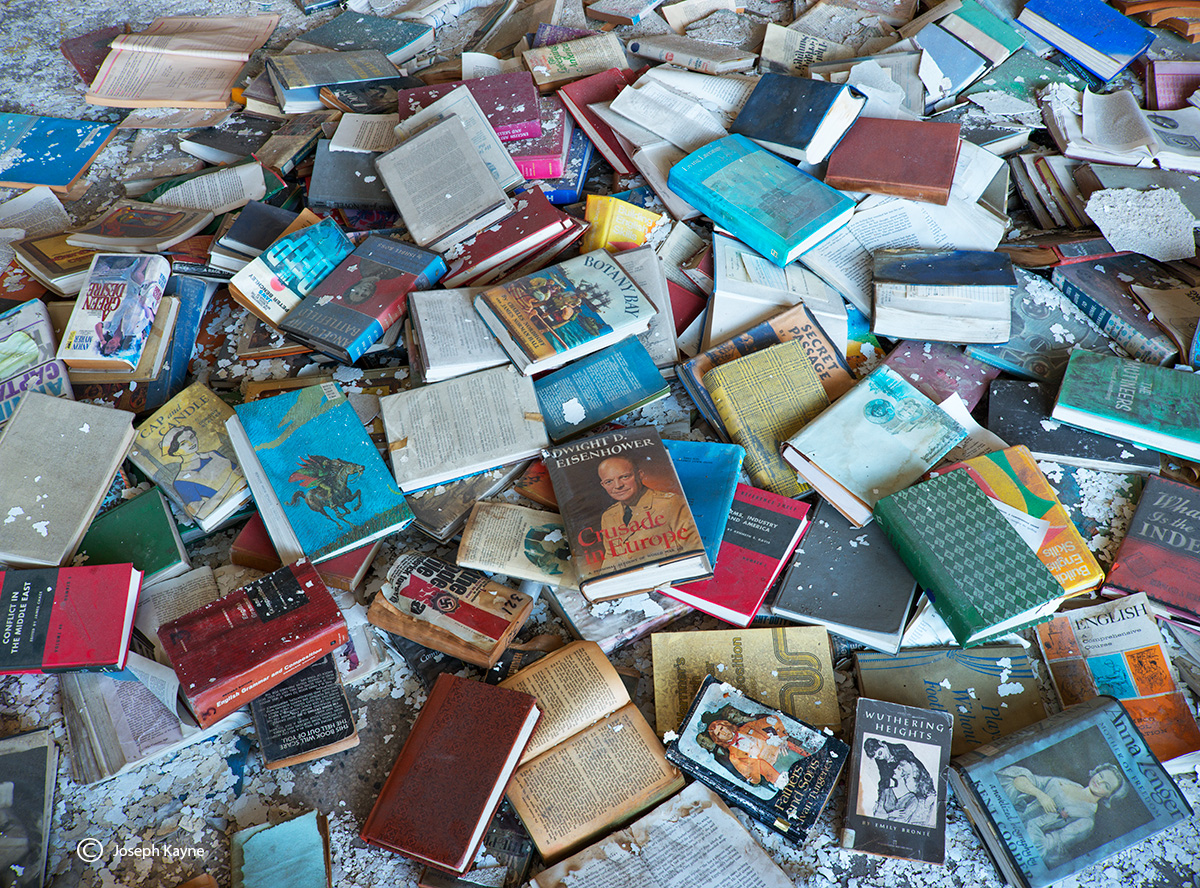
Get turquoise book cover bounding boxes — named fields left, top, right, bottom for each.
left=0, top=113, right=114, bottom=191
left=235, top=382, right=413, bottom=562
left=663, top=439, right=743, bottom=566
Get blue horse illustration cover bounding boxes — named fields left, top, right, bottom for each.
left=235, top=382, right=413, bottom=562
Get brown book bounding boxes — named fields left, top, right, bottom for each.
left=824, top=118, right=962, bottom=206
left=499, top=641, right=686, bottom=862
left=361, top=673, right=541, bottom=874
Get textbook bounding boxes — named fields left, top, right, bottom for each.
left=825, top=119, right=962, bottom=206
left=0, top=113, right=115, bottom=193
left=731, top=74, right=866, bottom=164
left=57, top=253, right=170, bottom=370
left=668, top=135, right=854, bottom=266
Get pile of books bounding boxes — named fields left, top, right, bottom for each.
left=4, top=0, right=1200, bottom=886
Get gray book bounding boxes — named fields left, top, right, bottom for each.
left=308, top=140, right=392, bottom=210
left=0, top=392, right=135, bottom=568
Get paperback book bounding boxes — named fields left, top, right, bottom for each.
left=57, top=254, right=170, bottom=370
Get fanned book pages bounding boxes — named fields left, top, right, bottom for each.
left=227, top=382, right=414, bottom=564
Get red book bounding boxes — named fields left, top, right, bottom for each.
left=1147, top=59, right=1200, bottom=110
left=664, top=485, right=812, bottom=626
left=442, top=189, right=572, bottom=287
left=558, top=67, right=640, bottom=175
left=230, top=513, right=381, bottom=593
left=397, top=71, right=541, bottom=142
left=667, top=279, right=706, bottom=337
left=505, top=95, right=575, bottom=179
left=60, top=24, right=128, bottom=85
left=361, top=673, right=540, bottom=873
left=824, top=118, right=961, bottom=206
left=0, top=563, right=142, bottom=674
left=159, top=559, right=348, bottom=728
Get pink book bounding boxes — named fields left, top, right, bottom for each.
left=442, top=189, right=571, bottom=287
left=397, top=71, right=541, bottom=142
left=880, top=340, right=1000, bottom=412
left=504, top=95, right=575, bottom=179
left=558, top=67, right=640, bottom=175
left=1147, top=60, right=1200, bottom=111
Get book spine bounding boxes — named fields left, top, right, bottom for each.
left=1052, top=272, right=1175, bottom=365
left=495, top=120, right=542, bottom=142
left=513, top=155, right=565, bottom=179
left=676, top=359, right=727, bottom=436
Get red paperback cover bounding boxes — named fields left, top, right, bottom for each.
left=664, top=484, right=812, bottom=626
left=504, top=95, right=575, bottom=179
left=397, top=71, right=541, bottom=142
left=442, top=189, right=572, bottom=287
left=0, top=563, right=142, bottom=674
left=558, top=67, right=640, bottom=175
left=361, top=673, right=540, bottom=873
left=159, top=559, right=348, bottom=727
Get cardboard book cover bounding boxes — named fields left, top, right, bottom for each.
left=158, top=559, right=348, bottom=728
left=58, top=253, right=170, bottom=370
left=842, top=698, right=953, bottom=864
left=665, top=675, right=849, bottom=842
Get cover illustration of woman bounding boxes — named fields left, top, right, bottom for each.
left=162, top=425, right=240, bottom=516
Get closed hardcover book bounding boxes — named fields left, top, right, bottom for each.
left=558, top=68, right=640, bottom=175
left=669, top=135, right=854, bottom=266
left=505, top=95, right=574, bottom=179
left=0, top=112, right=115, bottom=193
left=842, top=698, right=953, bottom=863
left=873, top=471, right=1069, bottom=647
left=76, top=488, right=189, bottom=587
left=280, top=236, right=446, bottom=364
left=664, top=675, right=849, bottom=842
left=442, top=189, right=571, bottom=288
left=219, top=202, right=299, bottom=256
left=227, top=382, right=414, bottom=564
left=306, top=140, right=392, bottom=211
left=825, top=119, right=962, bottom=206
left=397, top=71, right=542, bottom=142
left=158, top=559, right=349, bottom=728
left=361, top=673, right=541, bottom=873
left=910, top=23, right=990, bottom=99
left=879, top=340, right=999, bottom=412
left=231, top=512, right=381, bottom=594
left=0, top=563, right=142, bottom=673
left=299, top=10, right=433, bottom=63
left=1017, top=0, right=1153, bottom=82
left=666, top=485, right=812, bottom=627
left=731, top=74, right=866, bottom=164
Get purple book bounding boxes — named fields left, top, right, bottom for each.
left=880, top=340, right=1000, bottom=411
left=397, top=71, right=541, bottom=142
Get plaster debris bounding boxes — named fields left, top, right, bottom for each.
left=1085, top=187, right=1198, bottom=262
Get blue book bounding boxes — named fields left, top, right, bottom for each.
left=911, top=23, right=990, bottom=103
left=730, top=74, right=865, bottom=164
left=668, top=135, right=854, bottom=267
left=1017, top=0, right=1153, bottom=82
left=0, top=113, right=115, bottom=193
left=662, top=439, right=744, bottom=567
left=131, top=273, right=220, bottom=414
left=533, top=336, right=669, bottom=442
left=300, top=11, right=434, bottom=64
left=228, top=382, right=413, bottom=563
left=540, top=128, right=595, bottom=205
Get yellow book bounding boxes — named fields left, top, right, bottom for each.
left=580, top=194, right=666, bottom=253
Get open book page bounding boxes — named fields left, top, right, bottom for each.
left=150, top=162, right=267, bottom=215
left=410, top=287, right=509, bottom=371
left=1082, top=89, right=1155, bottom=155
left=798, top=224, right=873, bottom=315
left=87, top=50, right=248, bottom=108
left=499, top=640, right=631, bottom=764
left=609, top=82, right=727, bottom=153
left=506, top=699, right=685, bottom=861
left=950, top=140, right=1005, bottom=205
left=589, top=101, right=662, bottom=148
left=108, top=15, right=280, bottom=62
left=636, top=67, right=757, bottom=121
left=134, top=566, right=222, bottom=665
left=762, top=23, right=853, bottom=75
left=849, top=194, right=1005, bottom=256
left=532, top=783, right=793, bottom=888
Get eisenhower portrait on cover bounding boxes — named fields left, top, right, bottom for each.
left=594, top=453, right=698, bottom=570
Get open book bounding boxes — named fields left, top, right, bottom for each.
left=499, top=641, right=685, bottom=862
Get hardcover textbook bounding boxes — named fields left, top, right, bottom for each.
left=731, top=74, right=866, bottom=164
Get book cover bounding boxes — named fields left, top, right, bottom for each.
left=0, top=730, right=57, bottom=888
left=442, top=190, right=571, bottom=288
left=249, top=653, right=359, bottom=769
left=75, top=488, right=189, bottom=586
left=474, top=249, right=657, bottom=374
left=0, top=563, right=142, bottom=673
left=651, top=626, right=838, bottom=736
left=770, top=499, right=919, bottom=655
left=558, top=67, right=640, bottom=175
left=825, top=119, right=962, bottom=205
left=703, top=338, right=830, bottom=498
left=843, top=698, right=953, bottom=863
left=873, top=471, right=1069, bottom=647
left=1053, top=349, right=1200, bottom=462
left=0, top=113, right=115, bottom=192
left=230, top=382, right=414, bottom=563
left=299, top=10, right=433, bottom=63
left=1106, top=474, right=1200, bottom=619
left=504, top=95, right=574, bottom=179
left=57, top=254, right=170, bottom=370
left=306, top=140, right=392, bottom=211
left=730, top=74, right=866, bottom=164
left=533, top=337, right=668, bottom=442
left=542, top=426, right=710, bottom=600
left=367, top=552, right=534, bottom=668
left=1037, top=592, right=1200, bottom=768
left=668, top=134, right=855, bottom=266
left=361, top=673, right=540, bottom=873
left=456, top=502, right=578, bottom=589
left=941, top=0, right=1025, bottom=65
left=539, top=127, right=594, bottom=205
left=229, top=218, right=355, bottom=327
left=267, top=48, right=397, bottom=91
left=580, top=194, right=665, bottom=254
left=911, top=23, right=990, bottom=98
left=0, top=299, right=57, bottom=378
left=0, top=359, right=72, bottom=427
left=660, top=439, right=743, bottom=567
left=220, top=202, right=299, bottom=256
left=855, top=645, right=1047, bottom=756
left=521, top=33, right=629, bottom=91
left=231, top=512, right=380, bottom=594
left=664, top=675, right=849, bottom=842
left=949, top=696, right=1191, bottom=888
left=12, top=232, right=98, bottom=295
left=665, top=484, right=812, bottom=627
left=128, top=382, right=250, bottom=533
left=1018, top=0, right=1153, bottom=81
left=397, top=71, right=542, bottom=142
left=65, top=201, right=213, bottom=252
left=158, top=559, right=348, bottom=728
left=879, top=340, right=1000, bottom=412
left=280, top=236, right=445, bottom=364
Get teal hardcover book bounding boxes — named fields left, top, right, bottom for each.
left=663, top=439, right=744, bottom=566
left=667, top=134, right=854, bottom=267
left=228, top=382, right=413, bottom=564
left=0, top=113, right=115, bottom=193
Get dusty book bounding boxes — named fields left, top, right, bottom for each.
left=651, top=626, right=838, bottom=736
left=543, top=426, right=711, bottom=601
left=12, top=231, right=99, bottom=295
left=405, top=462, right=531, bottom=543
left=267, top=49, right=399, bottom=114
left=625, top=33, right=757, bottom=74
left=128, top=382, right=250, bottom=533
left=56, top=253, right=169, bottom=370
left=544, top=585, right=689, bottom=656
left=406, top=287, right=510, bottom=382
left=65, top=201, right=214, bottom=253
left=158, top=559, right=348, bottom=728
left=396, top=70, right=542, bottom=142
left=366, top=552, right=534, bottom=668
left=521, top=33, right=629, bottom=91
left=361, top=674, right=540, bottom=874
left=0, top=730, right=57, bottom=888
left=0, top=112, right=116, bottom=193
left=249, top=653, right=359, bottom=769
left=457, top=501, right=579, bottom=589
left=231, top=513, right=380, bottom=595
left=825, top=119, right=962, bottom=205
left=842, top=698, right=953, bottom=864
left=499, top=640, right=685, bottom=861
left=665, top=675, right=849, bottom=842
left=76, top=488, right=189, bottom=587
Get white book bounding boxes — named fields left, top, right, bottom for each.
left=409, top=286, right=511, bottom=382
left=614, top=245, right=678, bottom=372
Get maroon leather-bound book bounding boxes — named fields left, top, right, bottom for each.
left=397, top=71, right=541, bottom=142
left=824, top=118, right=962, bottom=206
left=159, top=559, right=348, bottom=728
left=361, top=673, right=540, bottom=873
left=442, top=189, right=572, bottom=287
left=558, top=67, right=640, bottom=175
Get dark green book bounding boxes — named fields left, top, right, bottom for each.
left=76, top=488, right=189, bottom=586
left=873, top=471, right=1067, bottom=647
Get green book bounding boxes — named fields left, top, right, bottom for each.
left=76, top=488, right=189, bottom=587
left=941, top=0, right=1025, bottom=66
left=1052, top=349, right=1200, bottom=462
left=873, top=471, right=1067, bottom=647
